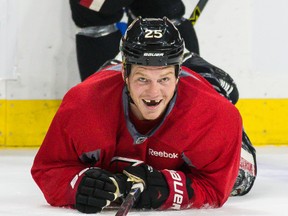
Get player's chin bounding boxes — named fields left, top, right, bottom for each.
left=142, top=109, right=164, bottom=120
left=143, top=114, right=161, bottom=121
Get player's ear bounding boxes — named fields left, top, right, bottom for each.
left=121, top=66, right=125, bottom=81
left=121, top=66, right=129, bottom=86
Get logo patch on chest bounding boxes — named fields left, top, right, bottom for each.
left=148, top=148, right=179, bottom=159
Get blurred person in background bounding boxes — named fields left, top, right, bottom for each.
left=69, top=0, right=199, bottom=81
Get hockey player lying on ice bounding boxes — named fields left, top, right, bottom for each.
left=31, top=17, right=257, bottom=213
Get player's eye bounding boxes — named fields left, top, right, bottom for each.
left=138, top=77, right=148, bottom=82
left=159, top=77, right=170, bottom=83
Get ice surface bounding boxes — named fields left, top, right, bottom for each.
left=0, top=146, right=288, bottom=216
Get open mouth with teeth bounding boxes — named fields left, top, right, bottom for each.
left=142, top=99, right=162, bottom=107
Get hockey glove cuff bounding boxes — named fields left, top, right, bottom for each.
left=160, top=169, right=194, bottom=210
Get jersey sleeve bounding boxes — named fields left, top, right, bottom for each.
left=183, top=111, right=243, bottom=208
left=31, top=77, right=121, bottom=206
left=31, top=101, right=87, bottom=207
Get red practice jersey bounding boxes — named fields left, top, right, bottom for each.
left=31, top=64, right=242, bottom=209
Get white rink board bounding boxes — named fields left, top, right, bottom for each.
left=0, top=146, right=288, bottom=216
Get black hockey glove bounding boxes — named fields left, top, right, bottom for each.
left=75, top=168, right=127, bottom=213
left=123, top=164, right=169, bottom=209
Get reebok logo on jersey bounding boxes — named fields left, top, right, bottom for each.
left=148, top=148, right=178, bottom=159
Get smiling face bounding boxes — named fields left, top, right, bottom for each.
left=124, top=65, right=179, bottom=120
